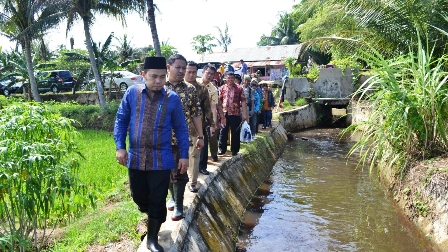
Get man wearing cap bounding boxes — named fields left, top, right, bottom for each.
left=114, top=56, right=190, bottom=252
left=165, top=54, right=204, bottom=222
left=218, top=71, right=247, bottom=156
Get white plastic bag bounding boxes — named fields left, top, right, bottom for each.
left=240, top=121, right=252, bottom=143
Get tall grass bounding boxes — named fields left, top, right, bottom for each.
left=344, top=37, right=448, bottom=176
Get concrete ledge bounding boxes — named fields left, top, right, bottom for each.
left=278, top=104, right=318, bottom=132
left=170, top=124, right=288, bottom=251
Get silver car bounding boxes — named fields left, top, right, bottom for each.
left=90, top=70, right=145, bottom=91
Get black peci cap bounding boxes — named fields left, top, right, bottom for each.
left=143, top=57, right=167, bottom=70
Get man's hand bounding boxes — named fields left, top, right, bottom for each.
left=242, top=114, right=248, bottom=121
left=116, top=149, right=128, bottom=166
left=178, top=158, right=188, bottom=174
left=210, top=126, right=215, bottom=136
left=195, top=139, right=204, bottom=150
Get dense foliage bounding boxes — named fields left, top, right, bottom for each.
left=0, top=103, right=95, bottom=251
left=344, top=37, right=448, bottom=175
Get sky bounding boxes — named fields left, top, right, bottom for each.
left=0, top=0, right=297, bottom=62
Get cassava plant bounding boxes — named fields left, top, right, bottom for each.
left=344, top=34, right=448, bottom=176
left=0, top=103, right=94, bottom=251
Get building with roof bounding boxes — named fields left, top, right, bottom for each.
left=201, top=44, right=303, bottom=81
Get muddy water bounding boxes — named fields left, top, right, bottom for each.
left=236, top=128, right=434, bottom=252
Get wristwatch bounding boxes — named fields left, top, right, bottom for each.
left=197, top=136, right=204, bottom=139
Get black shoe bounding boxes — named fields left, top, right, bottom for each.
left=262, top=126, right=266, bottom=129
left=232, top=152, right=238, bottom=156
left=212, top=156, right=218, bottom=162
left=199, top=169, right=210, bottom=175
left=188, top=184, right=198, bottom=193
left=218, top=150, right=226, bottom=155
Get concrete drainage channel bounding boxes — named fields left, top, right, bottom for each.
left=170, top=125, right=288, bottom=251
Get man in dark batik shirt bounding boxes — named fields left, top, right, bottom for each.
left=164, top=54, right=203, bottom=222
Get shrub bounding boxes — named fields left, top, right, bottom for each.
left=306, top=66, right=320, bottom=82
left=49, top=101, right=120, bottom=131
left=344, top=36, right=448, bottom=175
left=0, top=103, right=94, bottom=251
left=295, top=98, right=308, bottom=107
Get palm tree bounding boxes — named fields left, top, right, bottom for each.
left=215, top=23, right=231, bottom=52
left=146, top=0, right=162, bottom=57
left=63, top=0, right=146, bottom=109
left=257, top=12, right=299, bottom=46
left=0, top=0, right=66, bottom=102
left=295, top=0, right=448, bottom=59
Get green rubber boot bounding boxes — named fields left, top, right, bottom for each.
left=167, top=183, right=175, bottom=211
left=171, top=183, right=186, bottom=221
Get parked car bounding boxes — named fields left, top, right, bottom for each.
left=0, top=74, right=25, bottom=96
left=89, top=70, right=145, bottom=91
left=197, top=62, right=221, bottom=77
left=36, top=70, right=76, bottom=93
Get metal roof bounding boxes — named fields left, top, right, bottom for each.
left=201, top=44, right=303, bottom=64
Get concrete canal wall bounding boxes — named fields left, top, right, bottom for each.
left=171, top=125, right=288, bottom=251
left=170, top=105, right=319, bottom=251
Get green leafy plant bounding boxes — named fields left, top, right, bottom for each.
left=0, top=103, right=94, bottom=251
left=343, top=34, right=448, bottom=175
left=329, top=57, right=361, bottom=69
left=281, top=100, right=291, bottom=110
left=306, top=66, right=319, bottom=82
left=284, top=57, right=302, bottom=77
left=290, top=64, right=302, bottom=77
left=295, top=98, right=308, bottom=107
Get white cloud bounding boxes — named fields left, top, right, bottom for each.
left=0, top=0, right=296, bottom=62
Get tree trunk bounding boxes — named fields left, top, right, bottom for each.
left=82, top=17, right=106, bottom=109
left=23, top=40, right=41, bottom=102
left=147, top=0, right=162, bottom=57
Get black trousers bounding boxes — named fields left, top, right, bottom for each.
left=128, top=168, right=171, bottom=223
left=199, top=125, right=209, bottom=171
left=219, top=114, right=242, bottom=155
left=199, top=123, right=218, bottom=171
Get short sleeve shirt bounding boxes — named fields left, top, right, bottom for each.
left=219, top=83, right=246, bottom=116
left=200, top=80, right=219, bottom=105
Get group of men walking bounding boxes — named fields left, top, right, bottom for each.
left=113, top=55, right=274, bottom=252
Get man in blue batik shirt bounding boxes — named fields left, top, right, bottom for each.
left=114, top=56, right=189, bottom=252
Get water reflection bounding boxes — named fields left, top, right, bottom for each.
left=236, top=128, right=434, bottom=252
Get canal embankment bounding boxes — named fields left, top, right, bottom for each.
left=351, top=100, right=448, bottom=252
